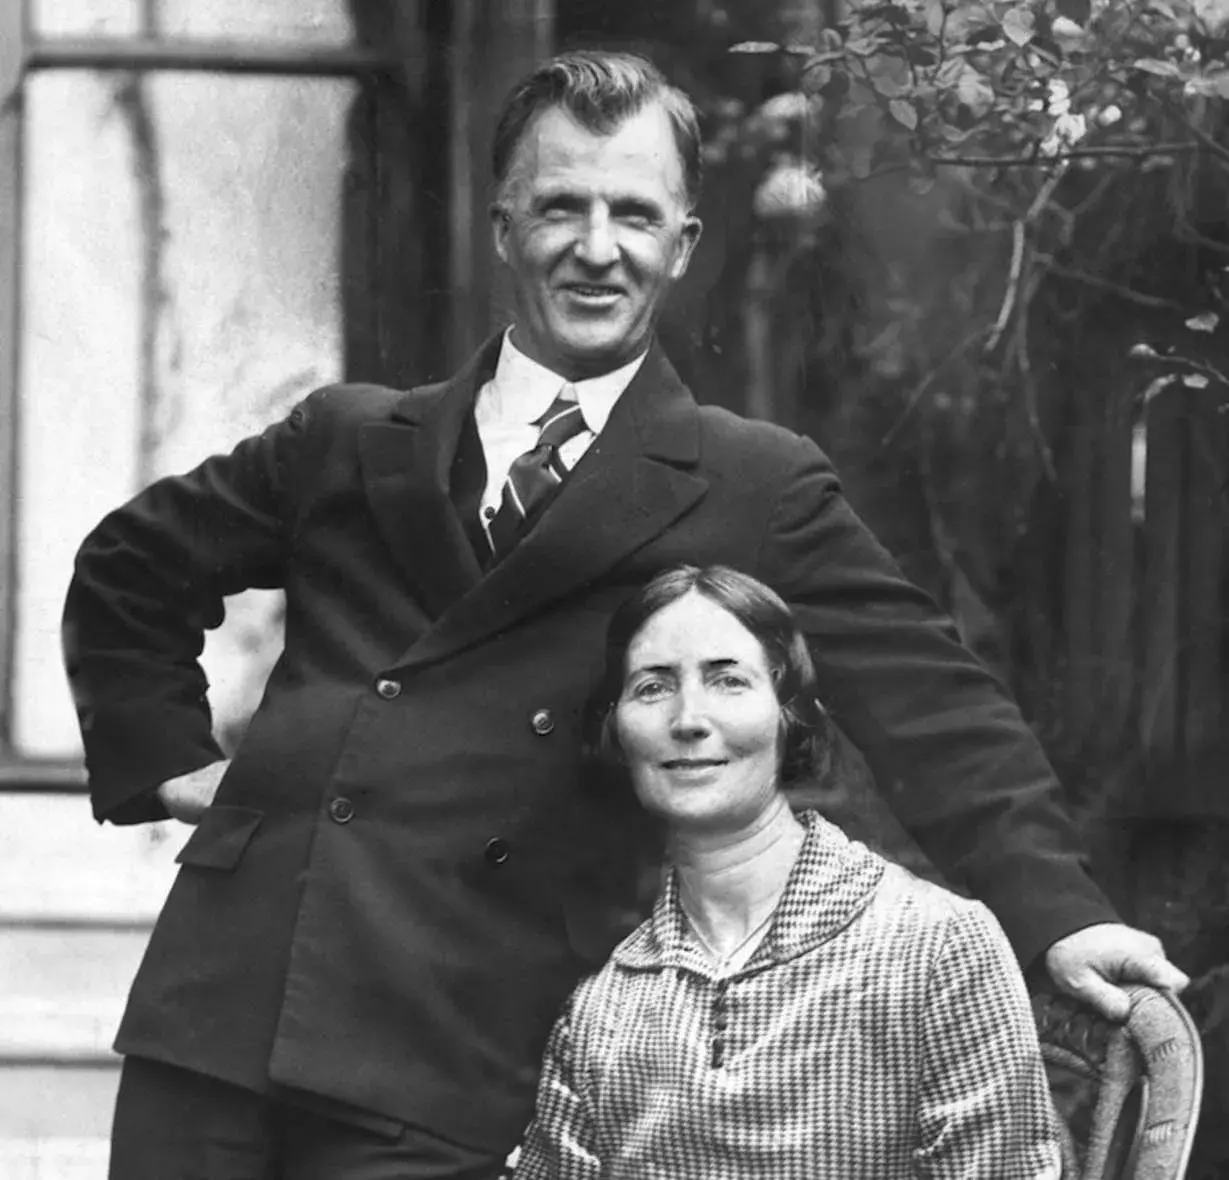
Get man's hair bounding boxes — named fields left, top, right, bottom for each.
left=491, top=50, right=703, bottom=208
left=583, top=564, right=831, bottom=790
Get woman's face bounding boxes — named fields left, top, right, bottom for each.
left=615, top=591, right=783, bottom=835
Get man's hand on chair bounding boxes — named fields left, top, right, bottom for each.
left=1045, top=922, right=1190, bottom=1020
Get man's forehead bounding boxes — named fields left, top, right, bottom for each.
left=505, top=104, right=685, bottom=192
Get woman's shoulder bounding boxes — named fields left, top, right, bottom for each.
left=871, top=859, right=1015, bottom=961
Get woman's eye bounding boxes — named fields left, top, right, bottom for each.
left=631, top=679, right=669, bottom=701
left=713, top=673, right=750, bottom=690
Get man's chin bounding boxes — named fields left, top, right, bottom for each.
left=554, top=328, right=646, bottom=375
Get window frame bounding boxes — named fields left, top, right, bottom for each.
left=0, top=3, right=401, bottom=789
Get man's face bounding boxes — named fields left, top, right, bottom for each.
left=491, top=102, right=702, bottom=379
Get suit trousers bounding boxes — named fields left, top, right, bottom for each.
left=109, top=1056, right=508, bottom=1180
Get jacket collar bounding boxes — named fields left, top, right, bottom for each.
left=612, top=811, right=887, bottom=978
left=369, top=332, right=707, bottom=668
left=356, top=337, right=502, bottom=620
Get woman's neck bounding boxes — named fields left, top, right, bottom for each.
left=673, top=795, right=806, bottom=960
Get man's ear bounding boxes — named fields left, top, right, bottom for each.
left=670, top=214, right=704, bottom=281
left=490, top=202, right=512, bottom=264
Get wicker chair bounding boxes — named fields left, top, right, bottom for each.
left=1033, top=984, right=1204, bottom=1179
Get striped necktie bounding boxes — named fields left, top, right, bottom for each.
left=486, top=390, right=588, bottom=561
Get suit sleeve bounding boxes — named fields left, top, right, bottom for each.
left=756, top=434, right=1118, bottom=967
left=914, top=905, right=1062, bottom=1179
left=62, top=395, right=316, bottom=824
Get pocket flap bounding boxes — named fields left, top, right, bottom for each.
left=174, top=804, right=263, bottom=871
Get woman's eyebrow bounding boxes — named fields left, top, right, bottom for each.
left=626, top=660, right=677, bottom=676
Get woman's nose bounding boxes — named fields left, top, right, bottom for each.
left=669, top=688, right=711, bottom=740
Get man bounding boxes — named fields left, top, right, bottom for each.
left=64, top=51, right=1185, bottom=1179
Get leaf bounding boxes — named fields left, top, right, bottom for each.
left=956, top=66, right=995, bottom=116
left=1184, top=70, right=1229, bottom=98
left=1185, top=311, right=1220, bottom=332
left=868, top=53, right=912, bottom=97
left=1051, top=15, right=1086, bottom=39
left=849, top=143, right=875, bottom=179
left=934, top=58, right=967, bottom=91
left=1129, top=343, right=1160, bottom=358
left=942, top=2, right=999, bottom=44
left=1133, top=57, right=1182, bottom=77
left=1182, top=373, right=1211, bottom=388
left=889, top=98, right=920, bottom=128
left=729, top=41, right=782, bottom=54
left=1001, top=5, right=1036, bottom=46
left=802, top=62, right=834, bottom=95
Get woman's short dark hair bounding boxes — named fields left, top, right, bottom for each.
left=584, top=565, right=831, bottom=790
left=491, top=50, right=703, bottom=208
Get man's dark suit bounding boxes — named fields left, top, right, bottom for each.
left=64, top=334, right=1116, bottom=1153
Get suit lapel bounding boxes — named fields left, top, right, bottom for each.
left=357, top=339, right=500, bottom=619
left=401, top=340, right=709, bottom=668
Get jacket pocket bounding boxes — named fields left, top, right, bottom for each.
left=174, top=804, right=264, bottom=871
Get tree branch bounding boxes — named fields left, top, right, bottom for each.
left=931, top=142, right=1200, bottom=168
left=986, top=220, right=1027, bottom=353
left=1176, top=114, right=1229, bottom=167
left=1033, top=256, right=1186, bottom=310
left=985, top=167, right=1067, bottom=353
left=881, top=325, right=988, bottom=447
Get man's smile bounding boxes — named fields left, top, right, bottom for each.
left=559, top=282, right=625, bottom=307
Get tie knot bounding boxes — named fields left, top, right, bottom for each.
left=535, top=394, right=587, bottom=451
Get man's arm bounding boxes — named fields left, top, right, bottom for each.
left=63, top=398, right=311, bottom=824
left=755, top=436, right=1186, bottom=1008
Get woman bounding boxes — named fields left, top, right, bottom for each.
left=516, top=565, right=1060, bottom=1179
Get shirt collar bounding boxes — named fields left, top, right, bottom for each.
left=484, top=327, right=646, bottom=435
left=612, top=811, right=887, bottom=976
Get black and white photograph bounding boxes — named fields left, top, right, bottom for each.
left=1, top=0, right=1227, bottom=1176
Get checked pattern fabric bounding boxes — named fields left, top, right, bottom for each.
left=487, top=390, right=587, bottom=561
left=515, top=811, right=1062, bottom=1180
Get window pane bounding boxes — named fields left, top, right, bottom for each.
left=15, top=71, right=353, bottom=759
left=31, top=0, right=355, bottom=42
left=157, top=0, right=356, bottom=44
left=31, top=0, right=141, bottom=37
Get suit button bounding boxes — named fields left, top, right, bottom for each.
left=530, top=708, right=554, bottom=736
left=484, top=837, right=510, bottom=866
left=375, top=677, right=402, bottom=700
left=329, top=797, right=355, bottom=824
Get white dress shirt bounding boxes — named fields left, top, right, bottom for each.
left=473, top=330, right=646, bottom=541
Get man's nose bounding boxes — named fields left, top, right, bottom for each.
left=574, top=208, right=618, bottom=268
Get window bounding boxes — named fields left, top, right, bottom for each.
left=0, top=0, right=404, bottom=781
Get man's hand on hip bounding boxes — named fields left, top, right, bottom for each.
left=1045, top=921, right=1190, bottom=1020
left=157, top=759, right=231, bottom=824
